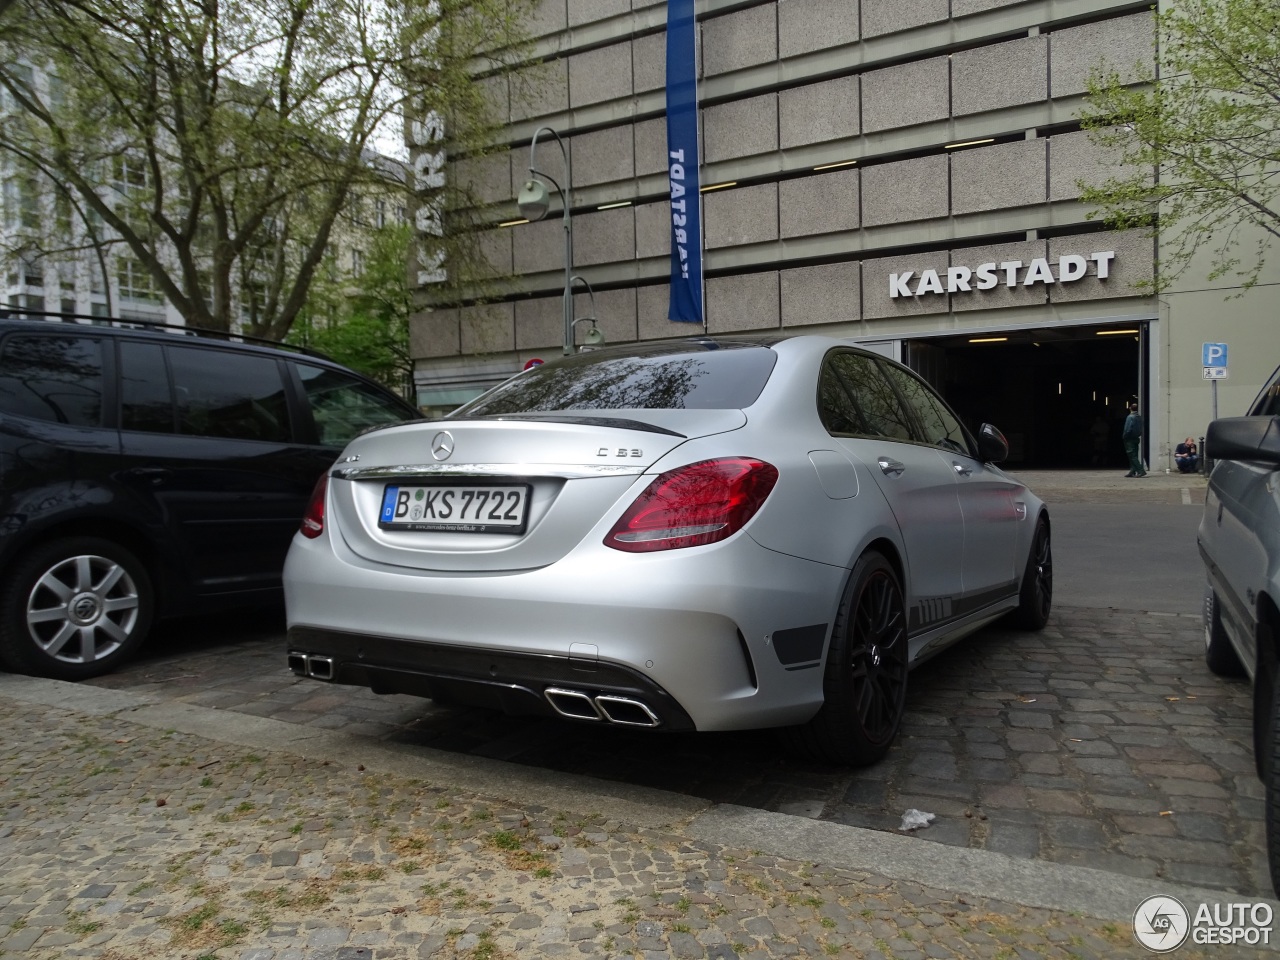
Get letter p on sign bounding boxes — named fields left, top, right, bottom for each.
left=1202, top=342, right=1228, bottom=367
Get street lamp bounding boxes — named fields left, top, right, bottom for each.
left=570, top=274, right=605, bottom=351
left=516, top=125, right=574, bottom=356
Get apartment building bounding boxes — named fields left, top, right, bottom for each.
left=411, top=0, right=1279, bottom=467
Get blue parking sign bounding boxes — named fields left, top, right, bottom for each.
left=1202, top=342, right=1228, bottom=367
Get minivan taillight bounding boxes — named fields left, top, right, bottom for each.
left=605, top=457, right=779, bottom=553
left=301, top=474, right=328, bottom=539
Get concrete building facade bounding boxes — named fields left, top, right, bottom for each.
left=411, top=0, right=1279, bottom=470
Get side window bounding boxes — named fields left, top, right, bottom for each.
left=120, top=341, right=175, bottom=433
left=817, top=362, right=865, bottom=435
left=877, top=359, right=971, bottom=455
left=1252, top=368, right=1280, bottom=416
left=295, top=363, right=409, bottom=447
left=829, top=353, right=913, bottom=441
left=0, top=334, right=104, bottom=427
left=167, top=346, right=291, bottom=442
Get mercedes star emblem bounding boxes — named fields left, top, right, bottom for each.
left=430, top=431, right=455, bottom=461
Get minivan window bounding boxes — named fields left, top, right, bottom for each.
left=168, top=345, right=291, bottom=442
left=295, top=363, right=411, bottom=446
left=120, top=340, right=175, bottom=433
left=457, top=343, right=778, bottom=415
left=0, top=334, right=104, bottom=427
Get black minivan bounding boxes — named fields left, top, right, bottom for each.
left=0, top=317, right=419, bottom=680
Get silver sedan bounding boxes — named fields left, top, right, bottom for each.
left=284, top=335, right=1051, bottom=765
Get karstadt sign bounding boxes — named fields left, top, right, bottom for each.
left=889, top=251, right=1115, bottom=298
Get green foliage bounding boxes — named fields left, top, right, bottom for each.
left=1079, top=0, right=1280, bottom=292
left=290, top=222, right=415, bottom=396
left=0, top=0, right=530, bottom=336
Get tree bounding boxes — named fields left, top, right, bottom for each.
left=1079, top=0, right=1280, bottom=292
left=291, top=221, right=415, bottom=396
left=0, top=0, right=528, bottom=338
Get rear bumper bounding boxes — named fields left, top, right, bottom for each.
left=286, top=626, right=696, bottom=730
left=284, top=524, right=847, bottom=731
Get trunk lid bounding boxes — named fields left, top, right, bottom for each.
left=328, top=411, right=746, bottom=572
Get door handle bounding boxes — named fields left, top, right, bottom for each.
left=952, top=462, right=973, bottom=477
left=125, top=467, right=172, bottom=485
left=877, top=457, right=905, bottom=477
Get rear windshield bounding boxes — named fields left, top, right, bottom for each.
left=456, top=343, right=778, bottom=415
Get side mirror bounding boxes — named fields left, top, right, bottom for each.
left=977, top=423, right=1009, bottom=463
left=1206, top=416, right=1280, bottom=466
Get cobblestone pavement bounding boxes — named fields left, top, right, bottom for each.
left=0, top=695, right=1262, bottom=960
left=73, top=469, right=1265, bottom=903
left=79, top=604, right=1267, bottom=901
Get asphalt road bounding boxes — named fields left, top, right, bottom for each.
left=1051, top=502, right=1206, bottom=614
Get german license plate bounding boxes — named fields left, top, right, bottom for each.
left=378, top=483, right=530, bottom=533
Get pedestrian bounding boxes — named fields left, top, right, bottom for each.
left=1174, top=436, right=1199, bottom=473
left=1122, top=401, right=1146, bottom=478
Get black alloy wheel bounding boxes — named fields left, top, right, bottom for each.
left=845, top=564, right=909, bottom=748
left=1010, top=515, right=1052, bottom=630
left=787, top=550, right=908, bottom=767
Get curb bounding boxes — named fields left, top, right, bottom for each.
left=2, top=671, right=1269, bottom=927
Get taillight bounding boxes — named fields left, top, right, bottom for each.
left=605, top=457, right=779, bottom=553
left=300, top=474, right=328, bottom=539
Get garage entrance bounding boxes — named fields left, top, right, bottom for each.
left=904, top=323, right=1144, bottom=468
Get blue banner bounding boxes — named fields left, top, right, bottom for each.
left=665, top=0, right=703, bottom=324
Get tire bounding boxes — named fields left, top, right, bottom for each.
left=0, top=537, right=154, bottom=681
left=1204, top=588, right=1246, bottom=677
left=1267, top=672, right=1280, bottom=898
left=1009, top=514, right=1052, bottom=630
left=788, top=550, right=908, bottom=767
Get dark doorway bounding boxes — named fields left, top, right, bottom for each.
left=905, top=324, right=1143, bottom=468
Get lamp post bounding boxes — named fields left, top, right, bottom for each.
left=516, top=126, right=574, bottom=356
left=570, top=274, right=605, bottom=351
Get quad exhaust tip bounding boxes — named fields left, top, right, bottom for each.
left=288, top=651, right=335, bottom=681
left=544, top=687, right=660, bottom=728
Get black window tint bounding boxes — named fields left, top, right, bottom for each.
left=818, top=362, right=865, bottom=435
left=295, top=364, right=409, bottom=446
left=458, top=343, right=778, bottom=415
left=1252, top=367, right=1280, bottom=416
left=828, top=353, right=913, bottom=441
left=0, top=334, right=103, bottom=427
left=168, top=346, right=291, bottom=442
left=877, top=359, right=971, bottom=454
left=120, top=341, right=175, bottom=433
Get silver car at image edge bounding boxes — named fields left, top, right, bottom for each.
left=1198, top=361, right=1280, bottom=895
left=283, top=335, right=1052, bottom=766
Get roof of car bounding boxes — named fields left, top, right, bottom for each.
left=0, top=314, right=334, bottom=364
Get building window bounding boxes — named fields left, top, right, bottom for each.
left=112, top=154, right=151, bottom=233
left=3, top=175, right=40, bottom=230
left=117, top=257, right=162, bottom=303
left=21, top=258, right=43, bottom=288
left=375, top=198, right=387, bottom=229
left=54, top=189, right=72, bottom=234
left=351, top=249, right=365, bottom=277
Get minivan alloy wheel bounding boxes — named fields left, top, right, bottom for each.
left=0, top=537, right=154, bottom=680
left=27, top=553, right=141, bottom=663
